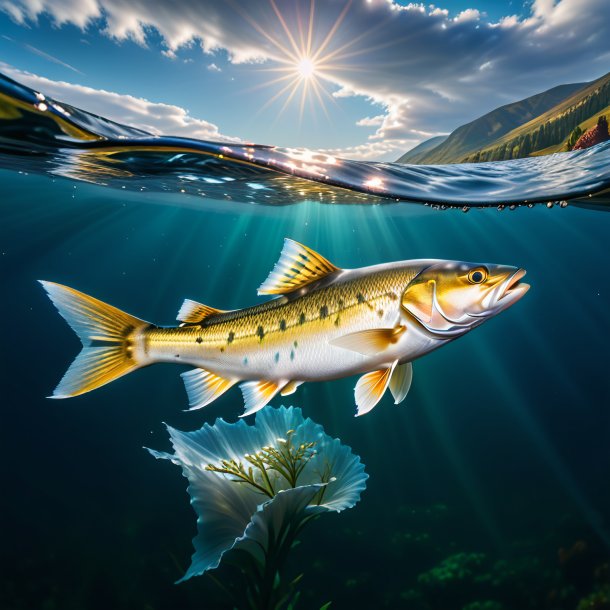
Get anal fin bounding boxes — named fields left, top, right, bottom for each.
left=181, top=368, right=237, bottom=410
left=280, top=380, right=303, bottom=396
left=240, top=380, right=284, bottom=417
left=389, top=362, right=413, bottom=404
left=354, top=362, right=397, bottom=416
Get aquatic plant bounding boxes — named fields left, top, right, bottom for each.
left=576, top=585, right=610, bottom=610
left=418, top=552, right=488, bottom=588
left=148, top=406, right=367, bottom=609
left=462, top=601, right=504, bottom=610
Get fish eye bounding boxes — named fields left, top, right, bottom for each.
left=468, top=267, right=487, bottom=284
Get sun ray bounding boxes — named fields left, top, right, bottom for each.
left=257, top=76, right=302, bottom=115
left=312, top=0, right=352, bottom=62
left=244, top=72, right=297, bottom=95
left=276, top=79, right=306, bottom=121
left=306, top=0, right=315, bottom=58
left=299, top=77, right=309, bottom=122
left=270, top=0, right=304, bottom=60
left=227, top=0, right=299, bottom=63
left=241, top=0, right=374, bottom=125
left=311, top=78, right=332, bottom=121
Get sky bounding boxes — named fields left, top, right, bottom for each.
left=0, top=0, right=609, bottom=160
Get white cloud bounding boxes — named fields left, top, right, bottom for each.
left=356, top=114, right=385, bottom=127
left=454, top=8, right=480, bottom=22
left=320, top=138, right=421, bottom=161
left=1, top=63, right=239, bottom=142
left=2, top=0, right=610, bottom=159
left=207, top=62, right=221, bottom=72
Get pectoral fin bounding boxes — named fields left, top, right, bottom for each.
left=280, top=380, right=303, bottom=396
left=181, top=368, right=237, bottom=410
left=354, top=362, right=397, bottom=416
left=330, top=325, right=406, bottom=356
left=257, top=238, right=340, bottom=295
left=240, top=380, right=284, bottom=417
left=389, top=362, right=413, bottom=404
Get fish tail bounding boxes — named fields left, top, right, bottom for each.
left=39, top=281, right=149, bottom=398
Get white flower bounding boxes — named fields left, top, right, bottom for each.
left=148, top=405, right=368, bottom=583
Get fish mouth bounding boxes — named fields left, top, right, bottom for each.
left=497, top=268, right=530, bottom=307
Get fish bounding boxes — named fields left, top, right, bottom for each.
left=40, top=238, right=530, bottom=417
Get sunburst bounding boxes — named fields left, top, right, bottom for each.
left=237, top=0, right=359, bottom=123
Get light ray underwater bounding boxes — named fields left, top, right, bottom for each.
left=3, top=4, right=610, bottom=609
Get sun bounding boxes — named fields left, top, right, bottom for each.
left=296, top=57, right=316, bottom=80
left=237, top=0, right=357, bottom=122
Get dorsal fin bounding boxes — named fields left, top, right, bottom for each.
left=257, top=238, right=341, bottom=296
left=177, top=299, right=223, bottom=324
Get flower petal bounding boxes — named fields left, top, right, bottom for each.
left=148, top=405, right=368, bottom=582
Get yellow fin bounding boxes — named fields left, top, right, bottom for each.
left=39, top=281, right=148, bottom=397
left=177, top=299, right=223, bottom=324
left=330, top=325, right=406, bottom=356
left=239, top=380, right=284, bottom=417
left=257, top=238, right=340, bottom=296
left=280, top=380, right=303, bottom=396
left=389, top=362, right=413, bottom=404
left=181, top=368, right=237, bottom=410
left=354, top=362, right=397, bottom=416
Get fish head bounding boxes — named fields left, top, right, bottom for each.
left=401, top=261, right=530, bottom=336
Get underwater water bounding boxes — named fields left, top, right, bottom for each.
left=1, top=74, right=610, bottom=610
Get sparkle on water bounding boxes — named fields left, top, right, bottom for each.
left=1, top=71, right=610, bottom=212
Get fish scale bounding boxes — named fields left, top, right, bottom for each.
left=40, top=238, right=529, bottom=417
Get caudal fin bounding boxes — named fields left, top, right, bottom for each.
left=39, top=281, right=149, bottom=398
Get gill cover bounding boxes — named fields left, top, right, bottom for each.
left=401, top=263, right=475, bottom=335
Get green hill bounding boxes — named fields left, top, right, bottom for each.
left=397, top=82, right=585, bottom=164
left=462, top=72, right=610, bottom=162
left=396, top=135, right=448, bottom=164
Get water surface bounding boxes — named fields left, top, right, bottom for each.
left=1, top=72, right=610, bottom=610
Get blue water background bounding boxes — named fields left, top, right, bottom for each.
left=1, top=167, right=610, bottom=609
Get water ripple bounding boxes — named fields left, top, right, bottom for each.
left=1, top=71, right=609, bottom=209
